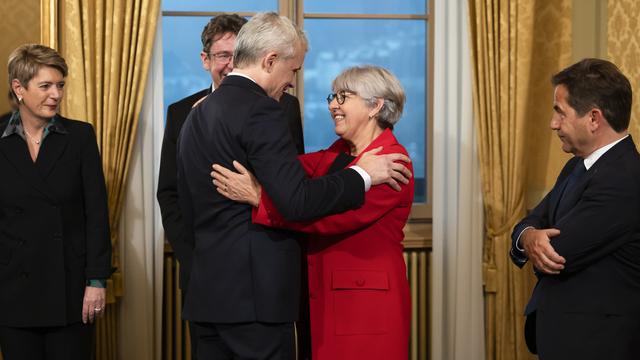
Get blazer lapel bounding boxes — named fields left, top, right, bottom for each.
left=553, top=167, right=596, bottom=222
left=36, top=131, right=68, bottom=179
left=549, top=157, right=580, bottom=223
left=0, top=135, right=57, bottom=202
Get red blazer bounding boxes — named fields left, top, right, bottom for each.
left=254, top=129, right=414, bottom=360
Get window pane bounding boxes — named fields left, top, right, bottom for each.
left=304, top=0, right=426, bottom=15
left=162, top=0, right=276, bottom=12
left=162, top=16, right=214, bottom=112
left=303, top=19, right=427, bottom=202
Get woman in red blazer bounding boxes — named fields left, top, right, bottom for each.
left=213, top=65, right=414, bottom=360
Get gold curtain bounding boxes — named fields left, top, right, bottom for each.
left=467, top=0, right=572, bottom=359
left=608, top=0, right=640, bottom=141
left=40, top=0, right=160, bottom=358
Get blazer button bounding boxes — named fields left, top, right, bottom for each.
left=20, top=272, right=29, bottom=279
left=356, top=279, right=365, bottom=287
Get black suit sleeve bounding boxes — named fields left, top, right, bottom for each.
left=551, top=164, right=640, bottom=273
left=509, top=191, right=554, bottom=267
left=243, top=97, right=364, bottom=222
left=509, top=159, right=576, bottom=267
left=157, top=103, right=193, bottom=273
left=280, top=94, right=305, bottom=155
left=81, top=124, right=113, bottom=279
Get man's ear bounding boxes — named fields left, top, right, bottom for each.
left=200, top=52, right=211, bottom=71
left=262, top=52, right=278, bottom=73
left=589, top=108, right=606, bottom=132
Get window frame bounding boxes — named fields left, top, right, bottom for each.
left=161, top=0, right=433, bottom=243
left=290, top=0, right=433, bottom=243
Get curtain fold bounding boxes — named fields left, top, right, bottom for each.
left=41, top=0, right=161, bottom=358
left=117, top=19, right=165, bottom=359
left=608, top=0, right=640, bottom=141
left=467, top=0, right=572, bottom=359
left=430, top=1, right=486, bottom=359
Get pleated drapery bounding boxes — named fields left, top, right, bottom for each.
left=40, top=0, right=160, bottom=358
left=467, top=0, right=572, bottom=358
left=608, top=0, right=640, bottom=141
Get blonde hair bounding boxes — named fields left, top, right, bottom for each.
left=233, top=12, right=308, bottom=68
left=332, top=65, right=405, bottom=129
left=7, top=44, right=68, bottom=105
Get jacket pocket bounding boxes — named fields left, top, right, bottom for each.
left=332, top=269, right=390, bottom=335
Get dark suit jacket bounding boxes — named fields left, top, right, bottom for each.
left=176, top=75, right=364, bottom=323
left=510, top=136, right=640, bottom=359
left=0, top=115, right=112, bottom=327
left=157, top=87, right=304, bottom=290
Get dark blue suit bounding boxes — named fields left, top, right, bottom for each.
left=511, top=136, right=640, bottom=359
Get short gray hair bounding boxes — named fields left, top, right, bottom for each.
left=233, top=12, right=308, bottom=68
left=332, top=65, right=406, bottom=129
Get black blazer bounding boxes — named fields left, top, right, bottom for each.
left=157, top=87, right=305, bottom=290
left=177, top=75, right=363, bottom=323
left=510, top=136, right=640, bottom=358
left=0, top=115, right=112, bottom=327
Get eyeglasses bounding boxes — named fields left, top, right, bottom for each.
left=326, top=90, right=355, bottom=105
left=207, top=52, right=233, bottom=64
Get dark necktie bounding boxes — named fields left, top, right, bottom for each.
left=557, top=160, right=587, bottom=215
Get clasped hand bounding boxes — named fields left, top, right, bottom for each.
left=520, top=228, right=566, bottom=274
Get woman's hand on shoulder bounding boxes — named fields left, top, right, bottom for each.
left=211, top=160, right=262, bottom=207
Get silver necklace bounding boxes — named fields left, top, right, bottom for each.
left=23, top=128, right=41, bottom=145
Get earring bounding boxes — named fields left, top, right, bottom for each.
left=17, top=97, right=22, bottom=103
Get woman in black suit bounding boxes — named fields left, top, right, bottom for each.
left=0, top=44, right=112, bottom=359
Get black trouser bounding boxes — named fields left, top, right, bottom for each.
left=182, top=290, right=198, bottom=359
left=0, top=322, right=93, bottom=360
left=192, top=321, right=295, bottom=360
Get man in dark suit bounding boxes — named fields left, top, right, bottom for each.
left=158, top=13, right=305, bottom=291
left=510, top=58, right=640, bottom=359
left=177, top=12, right=411, bottom=359
left=157, top=14, right=306, bottom=358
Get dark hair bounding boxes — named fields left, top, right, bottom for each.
left=551, top=58, right=632, bottom=132
left=201, top=14, right=247, bottom=53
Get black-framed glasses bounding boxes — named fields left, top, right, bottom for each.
left=207, top=51, right=233, bottom=64
left=326, top=90, right=354, bottom=105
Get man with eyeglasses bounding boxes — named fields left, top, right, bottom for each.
left=157, top=14, right=306, bottom=359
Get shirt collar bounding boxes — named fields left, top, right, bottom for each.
left=1, top=111, right=67, bottom=141
left=226, top=71, right=258, bottom=84
left=583, top=134, right=628, bottom=170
